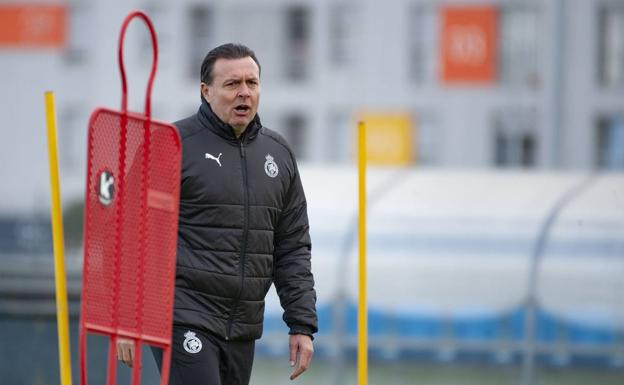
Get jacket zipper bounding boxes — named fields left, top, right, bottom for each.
left=226, top=141, right=249, bottom=340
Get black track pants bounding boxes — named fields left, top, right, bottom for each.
left=152, top=325, right=255, bottom=385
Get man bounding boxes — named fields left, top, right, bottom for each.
left=117, top=43, right=317, bottom=385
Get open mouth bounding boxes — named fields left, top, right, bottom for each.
left=234, top=105, right=251, bottom=114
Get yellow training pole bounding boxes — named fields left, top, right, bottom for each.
left=357, top=121, right=368, bottom=385
left=45, top=91, right=73, bottom=385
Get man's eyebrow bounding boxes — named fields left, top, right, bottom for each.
left=223, top=75, right=259, bottom=83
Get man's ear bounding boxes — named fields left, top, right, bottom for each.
left=200, top=82, right=210, bottom=101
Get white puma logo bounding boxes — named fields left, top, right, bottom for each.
left=205, top=152, right=222, bottom=167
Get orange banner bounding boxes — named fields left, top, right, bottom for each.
left=440, top=6, right=497, bottom=84
left=0, top=5, right=66, bottom=48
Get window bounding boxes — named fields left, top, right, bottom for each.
left=328, top=3, right=361, bottom=68
left=599, top=5, right=624, bottom=87
left=414, top=111, right=441, bottom=165
left=282, top=113, right=308, bottom=160
left=139, top=3, right=166, bottom=66
left=188, top=6, right=214, bottom=79
left=326, top=110, right=353, bottom=163
left=285, top=6, right=311, bottom=81
left=492, top=108, right=538, bottom=167
left=59, top=105, right=88, bottom=172
left=499, top=7, right=540, bottom=87
left=408, top=5, right=437, bottom=84
left=64, top=2, right=90, bottom=64
left=596, top=114, right=624, bottom=169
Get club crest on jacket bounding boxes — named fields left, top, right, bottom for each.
left=264, top=154, right=279, bottom=178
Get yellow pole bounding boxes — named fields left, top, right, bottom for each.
left=357, top=121, right=368, bottom=385
left=45, top=91, right=73, bottom=385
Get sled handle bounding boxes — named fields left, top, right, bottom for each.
left=118, top=10, right=158, bottom=118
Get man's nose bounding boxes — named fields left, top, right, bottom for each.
left=237, top=83, right=250, bottom=97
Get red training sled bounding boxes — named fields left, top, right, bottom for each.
left=79, top=10, right=181, bottom=385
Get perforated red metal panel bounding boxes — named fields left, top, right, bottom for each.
left=82, top=110, right=180, bottom=340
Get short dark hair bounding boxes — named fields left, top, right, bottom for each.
left=200, top=43, right=261, bottom=85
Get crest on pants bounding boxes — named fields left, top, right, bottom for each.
left=183, top=331, right=202, bottom=354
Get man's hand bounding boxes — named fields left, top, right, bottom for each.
left=116, top=338, right=135, bottom=368
left=288, top=334, right=314, bottom=380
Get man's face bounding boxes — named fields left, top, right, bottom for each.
left=201, top=57, right=260, bottom=135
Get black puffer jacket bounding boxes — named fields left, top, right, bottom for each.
left=172, top=100, right=317, bottom=341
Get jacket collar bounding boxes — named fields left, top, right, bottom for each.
left=198, top=98, right=262, bottom=143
